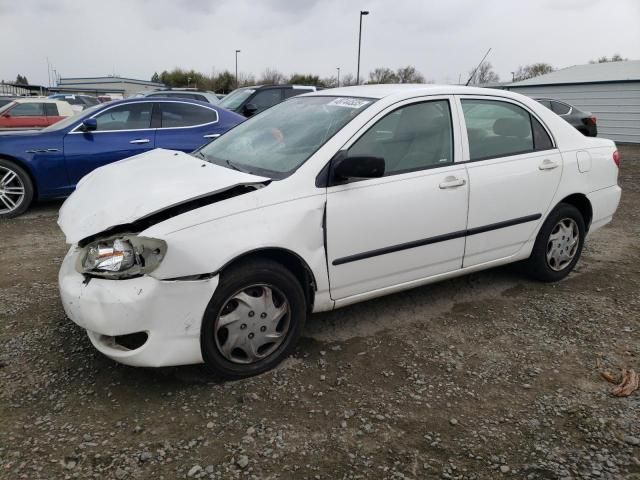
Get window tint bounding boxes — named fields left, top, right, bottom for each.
left=551, top=101, right=571, bottom=115
left=532, top=116, right=553, bottom=150
left=251, top=89, right=282, bottom=109
left=81, top=96, right=100, bottom=107
left=159, top=102, right=217, bottom=128
left=93, top=103, right=153, bottom=131
left=11, top=103, right=45, bottom=116
left=284, top=88, right=313, bottom=99
left=462, top=99, right=535, bottom=160
left=44, top=103, right=59, bottom=116
left=537, top=99, right=552, bottom=109
left=348, top=100, right=454, bottom=175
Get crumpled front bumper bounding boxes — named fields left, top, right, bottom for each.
left=58, top=247, right=219, bottom=367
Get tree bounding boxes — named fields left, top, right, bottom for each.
left=150, top=72, right=160, bottom=83
left=288, top=73, right=322, bottom=86
left=590, top=53, right=627, bottom=64
left=259, top=68, right=285, bottom=85
left=320, top=76, right=339, bottom=88
left=340, top=73, right=357, bottom=86
left=396, top=65, right=425, bottom=83
left=15, top=74, right=28, bottom=85
left=368, top=67, right=398, bottom=84
left=214, top=71, right=235, bottom=93
left=468, top=61, right=499, bottom=84
left=513, top=63, right=554, bottom=82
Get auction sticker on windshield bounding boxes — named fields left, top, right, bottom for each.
left=328, top=98, right=371, bottom=108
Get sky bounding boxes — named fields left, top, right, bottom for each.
left=1, top=0, right=639, bottom=87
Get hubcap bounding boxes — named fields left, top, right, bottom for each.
left=214, top=284, right=290, bottom=364
left=0, top=166, right=25, bottom=215
left=546, top=218, right=580, bottom=271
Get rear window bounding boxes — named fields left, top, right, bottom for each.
left=551, top=101, right=571, bottom=115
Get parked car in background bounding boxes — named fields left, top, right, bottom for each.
left=0, top=97, right=244, bottom=217
left=57, top=85, right=620, bottom=378
left=140, top=89, right=222, bottom=104
left=535, top=98, right=597, bottom=137
left=217, top=84, right=320, bottom=117
left=0, top=96, right=19, bottom=109
left=48, top=94, right=101, bottom=112
left=0, top=99, right=74, bottom=129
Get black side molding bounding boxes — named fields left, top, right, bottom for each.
left=332, top=213, right=542, bottom=266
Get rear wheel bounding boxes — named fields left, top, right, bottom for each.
left=524, top=203, right=586, bottom=282
left=200, top=259, right=307, bottom=379
left=0, top=159, right=33, bottom=218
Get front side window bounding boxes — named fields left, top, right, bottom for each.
left=93, top=103, right=153, bottom=131
left=251, top=89, right=282, bottom=109
left=348, top=100, right=454, bottom=175
left=551, top=101, right=571, bottom=115
left=197, top=96, right=374, bottom=179
left=462, top=99, right=552, bottom=160
left=159, top=102, right=217, bottom=128
left=218, top=88, right=256, bottom=111
left=11, top=103, right=45, bottom=116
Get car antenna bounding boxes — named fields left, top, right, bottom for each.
left=465, top=48, right=492, bottom=86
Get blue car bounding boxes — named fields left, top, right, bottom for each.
left=0, top=97, right=244, bottom=218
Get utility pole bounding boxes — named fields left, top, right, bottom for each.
left=336, top=67, right=340, bottom=86
left=356, top=10, right=369, bottom=85
left=235, top=49, right=241, bottom=89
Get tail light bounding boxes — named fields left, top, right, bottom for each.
left=583, top=116, right=597, bottom=126
left=589, top=115, right=597, bottom=125
left=612, top=150, right=620, bottom=168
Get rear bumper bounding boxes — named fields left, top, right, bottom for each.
left=59, top=247, right=219, bottom=367
left=587, top=185, right=621, bottom=235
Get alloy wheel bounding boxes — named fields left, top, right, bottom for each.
left=0, top=166, right=25, bottom=215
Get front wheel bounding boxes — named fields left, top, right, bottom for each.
left=0, top=159, right=33, bottom=218
left=523, top=203, right=586, bottom=282
left=200, top=259, right=307, bottom=379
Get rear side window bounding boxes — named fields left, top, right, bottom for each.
left=551, top=101, right=571, bottom=115
left=349, top=100, right=453, bottom=176
left=461, top=99, right=552, bottom=161
left=44, top=103, right=59, bottom=116
left=11, top=103, right=45, bottom=116
left=251, top=89, right=283, bottom=109
left=159, top=102, right=218, bottom=128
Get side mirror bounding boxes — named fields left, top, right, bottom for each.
left=332, top=152, right=385, bottom=182
left=243, top=103, right=258, bottom=117
left=80, top=118, right=97, bottom=132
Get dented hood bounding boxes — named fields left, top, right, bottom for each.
left=58, top=148, right=269, bottom=244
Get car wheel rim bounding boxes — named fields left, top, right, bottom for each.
left=214, top=284, right=291, bottom=365
left=546, top=217, right=579, bottom=272
left=0, top=166, right=25, bottom=215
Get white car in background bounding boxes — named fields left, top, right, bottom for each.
left=58, top=85, right=621, bottom=378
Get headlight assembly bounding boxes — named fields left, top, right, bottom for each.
left=77, top=235, right=167, bottom=279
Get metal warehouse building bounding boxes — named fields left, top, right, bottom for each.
left=505, top=60, right=640, bottom=144
left=52, top=76, right=165, bottom=98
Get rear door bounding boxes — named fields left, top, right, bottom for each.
left=63, top=101, right=156, bottom=184
left=457, top=96, right=561, bottom=267
left=153, top=100, right=222, bottom=152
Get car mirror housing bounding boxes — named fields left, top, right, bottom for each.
left=332, top=152, right=385, bottom=182
left=243, top=103, right=258, bottom=116
left=81, top=118, right=97, bottom=132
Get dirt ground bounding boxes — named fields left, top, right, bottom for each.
left=1, top=145, right=639, bottom=480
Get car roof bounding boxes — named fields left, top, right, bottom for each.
left=302, top=84, right=528, bottom=101
left=104, top=96, right=218, bottom=108
left=13, top=98, right=67, bottom=104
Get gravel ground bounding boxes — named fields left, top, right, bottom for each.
left=1, top=145, right=639, bottom=480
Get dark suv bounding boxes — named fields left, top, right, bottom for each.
left=217, top=85, right=319, bottom=117
left=535, top=98, right=597, bottom=137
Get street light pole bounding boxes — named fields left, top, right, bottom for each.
left=356, top=10, right=369, bottom=85
left=235, top=49, right=241, bottom=89
left=336, top=67, right=340, bottom=87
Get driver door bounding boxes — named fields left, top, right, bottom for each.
left=63, top=101, right=156, bottom=184
left=325, top=97, right=469, bottom=301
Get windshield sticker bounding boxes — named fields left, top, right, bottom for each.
left=328, top=98, right=371, bottom=109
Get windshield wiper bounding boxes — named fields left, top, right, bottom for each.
left=226, top=159, right=248, bottom=173
left=193, top=151, right=206, bottom=160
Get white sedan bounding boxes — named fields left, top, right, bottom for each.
left=58, top=85, right=621, bottom=378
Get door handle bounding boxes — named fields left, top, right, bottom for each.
left=439, top=176, right=466, bottom=189
left=203, top=133, right=221, bottom=139
left=539, top=159, right=559, bottom=170
left=129, top=138, right=150, bottom=144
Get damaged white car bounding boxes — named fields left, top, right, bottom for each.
left=58, top=85, right=621, bottom=378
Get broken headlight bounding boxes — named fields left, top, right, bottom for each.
left=77, top=235, right=167, bottom=279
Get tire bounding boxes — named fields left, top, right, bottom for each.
left=200, top=258, right=307, bottom=379
left=0, top=159, right=34, bottom=219
left=524, top=203, right=586, bottom=282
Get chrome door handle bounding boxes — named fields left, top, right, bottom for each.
left=439, top=176, right=466, bottom=189
left=129, top=138, right=150, bottom=144
left=203, top=133, right=221, bottom=139
left=539, top=159, right=559, bottom=170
